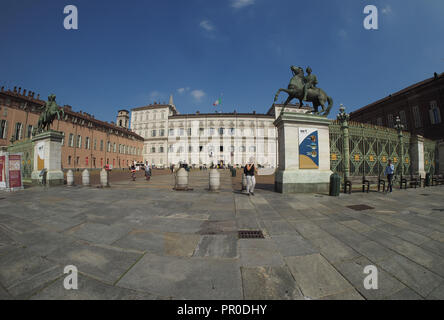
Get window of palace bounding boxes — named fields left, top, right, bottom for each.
left=387, top=114, right=394, bottom=128
left=189, top=146, right=193, bottom=152
left=399, top=110, right=408, bottom=129
left=179, top=128, right=185, bottom=136
left=76, top=135, right=82, bottom=148
left=199, top=146, right=203, bottom=152
left=68, top=156, right=72, bottom=165
left=159, top=146, right=164, bottom=153
left=168, top=145, right=174, bottom=152
left=14, top=122, right=23, bottom=141
left=151, top=146, right=156, bottom=153
left=219, top=128, right=224, bottom=136
left=26, top=125, right=33, bottom=139
left=240, top=146, right=246, bottom=152
left=100, top=140, right=104, bottom=151
left=220, top=146, right=224, bottom=152
left=188, top=128, right=192, bottom=136
left=169, top=128, right=174, bottom=136
left=94, top=139, right=97, bottom=150
left=429, top=101, right=442, bottom=125
left=199, top=128, right=204, bottom=136
left=0, top=120, right=7, bottom=139
left=229, top=128, right=235, bottom=135
left=412, top=106, right=422, bottom=128
left=113, top=143, right=117, bottom=153
left=61, top=132, right=65, bottom=146
left=69, top=134, right=74, bottom=147
left=152, top=130, right=157, bottom=137
left=85, top=137, right=90, bottom=150
left=250, top=146, right=257, bottom=152
left=209, top=128, right=215, bottom=136
left=159, top=129, right=165, bottom=137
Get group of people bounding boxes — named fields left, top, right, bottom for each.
left=129, top=164, right=152, bottom=181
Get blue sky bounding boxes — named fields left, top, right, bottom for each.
left=1, top=0, right=443, bottom=122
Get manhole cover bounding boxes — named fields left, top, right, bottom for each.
left=347, top=205, right=374, bottom=211
left=238, top=230, right=264, bottom=239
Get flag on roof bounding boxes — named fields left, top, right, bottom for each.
left=213, top=97, right=222, bottom=107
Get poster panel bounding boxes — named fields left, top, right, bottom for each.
left=299, top=128, right=319, bottom=169
left=0, top=155, right=4, bottom=183
left=8, top=154, right=22, bottom=188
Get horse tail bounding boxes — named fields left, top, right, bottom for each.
left=324, top=96, right=333, bottom=116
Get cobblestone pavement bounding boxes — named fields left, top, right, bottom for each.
left=1, top=171, right=444, bottom=300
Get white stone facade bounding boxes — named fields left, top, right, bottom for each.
left=131, top=101, right=303, bottom=168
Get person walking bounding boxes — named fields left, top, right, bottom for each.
left=384, top=159, right=395, bottom=193
left=244, top=157, right=257, bottom=196
left=145, top=164, right=151, bottom=181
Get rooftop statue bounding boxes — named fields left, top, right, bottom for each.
left=34, top=94, right=65, bottom=134
left=274, top=66, right=333, bottom=116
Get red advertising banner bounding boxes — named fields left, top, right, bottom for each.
left=0, top=155, right=4, bottom=182
left=8, top=155, right=22, bottom=188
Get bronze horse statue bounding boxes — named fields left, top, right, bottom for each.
left=274, top=66, right=333, bottom=116
left=35, top=94, right=64, bottom=134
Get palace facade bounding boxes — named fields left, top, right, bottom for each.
left=0, top=86, right=144, bottom=169
left=131, top=96, right=307, bottom=168
left=350, top=72, right=444, bottom=141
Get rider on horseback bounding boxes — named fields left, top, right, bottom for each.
left=302, top=67, right=318, bottom=102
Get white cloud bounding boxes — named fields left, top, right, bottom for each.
left=231, top=0, right=255, bottom=9
left=381, top=5, right=392, bottom=15
left=177, top=87, right=190, bottom=94
left=200, top=20, right=215, bottom=31
left=190, top=90, right=206, bottom=101
left=150, top=91, right=161, bottom=99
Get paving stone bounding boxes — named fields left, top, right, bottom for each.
left=348, top=240, right=396, bottom=263
left=262, top=220, right=298, bottom=236
left=271, top=235, right=318, bottom=257
left=427, top=283, right=444, bottom=300
left=241, top=266, right=303, bottom=300
left=112, top=230, right=164, bottom=253
left=386, top=287, right=424, bottom=300
left=163, top=232, right=201, bottom=257
left=309, top=236, right=360, bottom=264
left=317, top=289, right=364, bottom=300
left=333, top=256, right=406, bottom=300
left=64, top=222, right=132, bottom=245
left=46, top=241, right=143, bottom=285
left=285, top=254, right=354, bottom=299
left=288, top=220, right=331, bottom=239
left=193, top=234, right=237, bottom=258
left=31, top=273, right=162, bottom=300
left=0, top=248, right=62, bottom=299
left=238, top=239, right=284, bottom=267
left=341, top=220, right=373, bottom=234
left=377, top=254, right=444, bottom=298
left=117, top=253, right=242, bottom=299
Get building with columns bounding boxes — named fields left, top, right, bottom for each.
left=131, top=96, right=308, bottom=168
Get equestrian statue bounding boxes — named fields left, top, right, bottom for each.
left=273, top=66, right=333, bottom=116
left=34, top=94, right=65, bottom=134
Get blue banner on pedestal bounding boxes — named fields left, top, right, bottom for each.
left=299, top=128, right=319, bottom=169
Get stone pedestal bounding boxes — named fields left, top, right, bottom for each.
left=410, top=135, right=426, bottom=177
left=31, top=131, right=64, bottom=186
left=439, top=141, right=444, bottom=174
left=274, top=111, right=332, bottom=194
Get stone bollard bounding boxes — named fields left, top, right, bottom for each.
left=175, top=168, right=189, bottom=190
left=82, top=169, right=90, bottom=186
left=67, top=170, right=74, bottom=186
left=242, top=173, right=247, bottom=191
left=100, top=168, right=109, bottom=187
left=209, top=169, right=220, bottom=192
